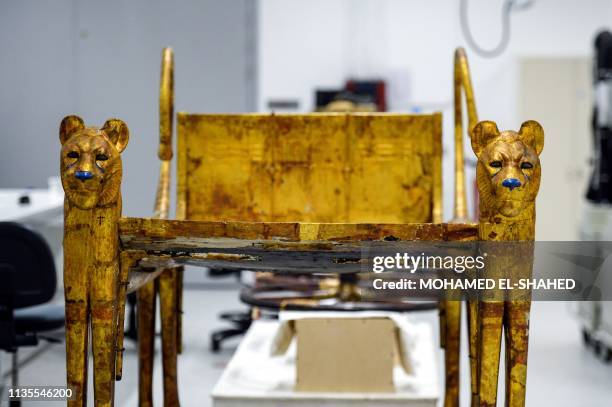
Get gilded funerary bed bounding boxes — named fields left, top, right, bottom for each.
left=59, top=47, right=543, bottom=407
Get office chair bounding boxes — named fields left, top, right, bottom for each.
left=208, top=268, right=252, bottom=352
left=0, top=222, right=65, bottom=406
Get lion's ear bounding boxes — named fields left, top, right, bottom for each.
left=471, top=120, right=500, bottom=157
left=101, top=119, right=129, bottom=153
left=518, top=120, right=544, bottom=156
left=59, top=115, right=85, bottom=145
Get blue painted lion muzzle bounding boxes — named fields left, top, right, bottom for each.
left=502, top=178, right=521, bottom=191
left=75, top=171, right=94, bottom=181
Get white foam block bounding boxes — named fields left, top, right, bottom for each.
left=212, top=316, right=438, bottom=407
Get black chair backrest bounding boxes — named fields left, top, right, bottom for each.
left=0, top=222, right=56, bottom=308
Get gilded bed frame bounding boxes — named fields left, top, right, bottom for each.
left=59, top=47, right=542, bottom=407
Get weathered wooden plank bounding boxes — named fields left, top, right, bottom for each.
left=120, top=217, right=477, bottom=244
left=118, top=217, right=477, bottom=273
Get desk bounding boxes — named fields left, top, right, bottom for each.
left=212, top=318, right=438, bottom=407
left=0, top=188, right=63, bottom=223
left=0, top=185, right=64, bottom=285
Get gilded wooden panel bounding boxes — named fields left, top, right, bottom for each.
left=177, top=113, right=442, bottom=223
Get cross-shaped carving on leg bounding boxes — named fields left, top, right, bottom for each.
left=60, top=115, right=129, bottom=406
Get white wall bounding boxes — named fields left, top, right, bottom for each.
left=258, top=0, right=612, bottom=221
left=0, top=0, right=257, bottom=217
left=258, top=0, right=349, bottom=112
left=0, top=2, right=75, bottom=194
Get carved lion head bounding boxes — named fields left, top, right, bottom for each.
left=471, top=120, right=544, bottom=218
left=59, top=115, right=129, bottom=209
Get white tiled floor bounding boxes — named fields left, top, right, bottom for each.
left=452, top=302, right=612, bottom=406
left=2, top=290, right=611, bottom=406
left=1, top=287, right=244, bottom=407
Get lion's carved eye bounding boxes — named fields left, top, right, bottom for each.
left=489, top=160, right=502, bottom=168
left=521, top=162, right=533, bottom=169
left=67, top=151, right=79, bottom=159
left=96, top=153, right=109, bottom=161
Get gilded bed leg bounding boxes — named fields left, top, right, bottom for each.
left=60, top=116, right=129, bottom=407
left=504, top=300, right=531, bottom=407
left=138, top=281, right=156, bottom=407
left=90, top=203, right=121, bottom=406
left=443, top=301, right=460, bottom=407
left=176, top=268, right=184, bottom=354
left=64, top=297, right=89, bottom=407
left=91, top=299, right=118, bottom=407
left=477, top=301, right=503, bottom=406
left=115, top=255, right=129, bottom=381
left=159, top=269, right=180, bottom=406
left=116, top=251, right=145, bottom=380
left=64, top=206, right=91, bottom=407
left=439, top=301, right=447, bottom=348
left=468, top=299, right=479, bottom=407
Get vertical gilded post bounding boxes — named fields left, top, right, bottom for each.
left=442, top=301, right=461, bottom=407
left=137, top=280, right=156, bottom=407
left=159, top=47, right=184, bottom=356
left=115, top=250, right=145, bottom=380
left=176, top=267, right=184, bottom=354
left=441, top=47, right=480, bottom=407
left=471, top=120, right=544, bottom=406
left=61, top=116, right=129, bottom=406
left=158, top=47, right=174, bottom=163
left=137, top=46, right=180, bottom=406
left=453, top=47, right=478, bottom=222
left=159, top=267, right=182, bottom=406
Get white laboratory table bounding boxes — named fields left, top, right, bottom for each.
left=212, top=318, right=439, bottom=407
left=0, top=185, right=65, bottom=285
left=0, top=188, right=64, bottom=223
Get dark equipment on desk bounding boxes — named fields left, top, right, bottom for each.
left=586, top=30, right=612, bottom=202
left=315, top=80, right=386, bottom=112
left=579, top=30, right=612, bottom=364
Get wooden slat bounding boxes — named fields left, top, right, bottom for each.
left=119, top=217, right=477, bottom=274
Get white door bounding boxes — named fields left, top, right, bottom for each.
left=519, top=58, right=591, bottom=240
